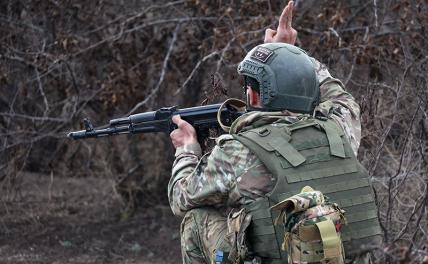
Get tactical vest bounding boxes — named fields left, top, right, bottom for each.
left=232, top=117, right=383, bottom=263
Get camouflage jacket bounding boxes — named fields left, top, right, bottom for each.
left=168, top=58, right=361, bottom=216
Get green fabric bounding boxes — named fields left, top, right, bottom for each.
left=288, top=119, right=320, bottom=132
left=269, top=137, right=306, bottom=167
left=250, top=218, right=276, bottom=236
left=277, top=178, right=370, bottom=202
left=232, top=117, right=383, bottom=261
left=243, top=197, right=286, bottom=259
left=293, top=136, right=330, bottom=151
left=342, top=225, right=383, bottom=241
left=245, top=198, right=272, bottom=220
left=314, top=119, right=346, bottom=158
left=345, top=209, right=378, bottom=224
left=284, top=160, right=358, bottom=183
left=237, top=43, right=319, bottom=113
left=338, top=194, right=375, bottom=208
left=250, top=234, right=282, bottom=258
left=238, top=125, right=306, bottom=167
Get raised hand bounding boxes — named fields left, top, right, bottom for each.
left=264, top=1, right=297, bottom=45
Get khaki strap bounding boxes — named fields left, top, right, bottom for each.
left=217, top=98, right=246, bottom=133
left=315, top=220, right=343, bottom=259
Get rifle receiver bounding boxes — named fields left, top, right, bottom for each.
left=110, top=117, right=130, bottom=126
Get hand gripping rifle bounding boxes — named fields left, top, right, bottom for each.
left=67, top=99, right=246, bottom=142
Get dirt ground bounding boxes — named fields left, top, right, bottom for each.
left=0, top=173, right=182, bottom=264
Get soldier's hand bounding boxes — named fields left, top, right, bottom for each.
left=170, top=115, right=198, bottom=149
left=264, top=1, right=297, bottom=45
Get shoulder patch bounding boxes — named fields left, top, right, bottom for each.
left=216, top=134, right=234, bottom=146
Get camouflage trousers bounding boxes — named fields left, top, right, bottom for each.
left=179, top=207, right=374, bottom=264
left=180, top=208, right=231, bottom=264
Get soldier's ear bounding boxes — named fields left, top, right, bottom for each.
left=248, top=87, right=261, bottom=107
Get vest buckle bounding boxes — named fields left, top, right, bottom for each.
left=258, top=128, right=270, bottom=137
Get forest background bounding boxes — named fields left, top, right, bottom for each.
left=0, top=0, right=427, bottom=263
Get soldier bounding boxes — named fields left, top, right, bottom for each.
left=169, top=2, right=382, bottom=264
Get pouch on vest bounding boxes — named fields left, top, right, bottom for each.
left=213, top=208, right=257, bottom=264
left=221, top=208, right=252, bottom=263
left=272, top=186, right=346, bottom=264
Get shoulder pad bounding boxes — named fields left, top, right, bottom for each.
left=216, top=134, right=234, bottom=146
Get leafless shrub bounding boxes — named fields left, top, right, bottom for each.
left=0, top=0, right=427, bottom=262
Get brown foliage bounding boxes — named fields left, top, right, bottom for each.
left=0, top=0, right=427, bottom=262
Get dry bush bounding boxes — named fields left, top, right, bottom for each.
left=0, top=0, right=427, bottom=262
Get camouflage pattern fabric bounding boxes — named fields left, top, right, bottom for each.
left=180, top=207, right=372, bottom=264
left=272, top=189, right=346, bottom=264
left=169, top=58, right=365, bottom=263
left=310, top=58, right=361, bottom=156
left=180, top=208, right=230, bottom=264
left=271, top=189, right=326, bottom=214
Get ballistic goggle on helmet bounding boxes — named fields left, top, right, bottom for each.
left=238, top=43, right=320, bottom=113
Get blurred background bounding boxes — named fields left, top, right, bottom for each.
left=0, top=0, right=427, bottom=263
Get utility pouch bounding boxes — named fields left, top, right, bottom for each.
left=272, top=186, right=346, bottom=264
left=226, top=208, right=252, bottom=263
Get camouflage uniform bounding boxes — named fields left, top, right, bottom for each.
left=168, top=58, right=363, bottom=264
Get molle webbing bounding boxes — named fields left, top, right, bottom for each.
left=234, top=118, right=382, bottom=260
left=244, top=197, right=284, bottom=260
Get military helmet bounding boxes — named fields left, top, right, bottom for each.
left=237, top=43, right=319, bottom=113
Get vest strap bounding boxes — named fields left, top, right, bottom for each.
left=269, top=137, right=306, bottom=167
left=318, top=121, right=346, bottom=158
left=238, top=127, right=306, bottom=167
left=316, top=220, right=343, bottom=259
left=287, top=119, right=320, bottom=132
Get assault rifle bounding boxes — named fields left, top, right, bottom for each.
left=67, top=100, right=245, bottom=141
